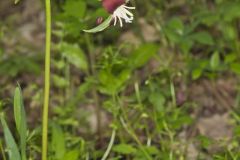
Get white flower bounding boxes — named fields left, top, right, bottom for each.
left=102, top=0, right=135, bottom=27
left=112, top=4, right=135, bottom=27
left=84, top=0, right=135, bottom=33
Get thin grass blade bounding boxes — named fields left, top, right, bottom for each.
left=14, top=86, right=27, bottom=160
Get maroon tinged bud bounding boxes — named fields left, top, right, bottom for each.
left=96, top=17, right=104, bottom=25
left=102, top=0, right=125, bottom=14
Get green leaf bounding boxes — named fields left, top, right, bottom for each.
left=53, top=74, right=69, bottom=88
left=224, top=53, right=237, bottom=64
left=0, top=115, right=21, bottom=160
left=63, top=0, right=86, bottom=18
left=0, top=55, right=41, bottom=77
left=198, top=11, right=220, bottom=26
left=129, top=44, right=159, bottom=69
left=62, top=19, right=85, bottom=37
left=149, top=92, right=165, bottom=112
left=63, top=150, right=79, bottom=160
left=210, top=51, right=220, bottom=70
left=179, top=37, right=194, bottom=54
left=60, top=43, right=88, bottom=71
left=222, top=24, right=237, bottom=40
left=192, top=68, right=203, bottom=80
left=163, top=17, right=184, bottom=43
left=133, top=146, right=159, bottom=160
left=145, top=146, right=159, bottom=155
left=14, top=86, right=27, bottom=160
left=198, top=135, right=212, bottom=149
left=219, top=2, right=240, bottom=22
left=98, top=69, right=130, bottom=95
left=166, top=17, right=184, bottom=34
left=191, top=31, right=214, bottom=45
left=84, top=16, right=112, bottom=33
left=51, top=123, right=66, bottom=160
left=230, top=63, right=240, bottom=75
left=113, top=144, right=137, bottom=155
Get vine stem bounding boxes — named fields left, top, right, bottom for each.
left=42, top=0, right=51, bottom=159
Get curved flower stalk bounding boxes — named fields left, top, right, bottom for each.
left=84, top=0, right=135, bottom=33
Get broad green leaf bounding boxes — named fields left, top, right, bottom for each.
left=163, top=27, right=181, bottom=43
left=224, top=53, right=237, bottom=64
left=98, top=69, right=130, bottom=95
left=0, top=115, right=21, bottom=160
left=171, top=113, right=192, bottom=129
left=194, top=10, right=220, bottom=26
left=63, top=150, right=79, bottom=160
left=84, top=16, right=112, bottom=33
left=191, top=31, right=214, bottom=45
left=0, top=55, right=41, bottom=77
left=230, top=63, right=240, bottom=75
left=219, top=2, right=240, bottom=22
left=145, top=146, right=159, bottom=155
left=192, top=68, right=203, bottom=80
left=222, top=24, right=236, bottom=40
left=53, top=74, right=69, bottom=88
left=167, top=17, right=184, bottom=33
left=60, top=43, right=88, bottom=71
left=133, top=146, right=158, bottom=160
left=14, top=86, right=27, bottom=160
left=63, top=0, right=86, bottom=18
left=62, top=19, right=85, bottom=37
left=113, top=144, right=137, bottom=155
left=129, top=44, right=159, bottom=69
left=163, top=17, right=184, bottom=43
left=210, top=52, right=220, bottom=70
left=149, top=92, right=165, bottom=112
left=51, top=123, right=66, bottom=160
left=179, top=37, right=194, bottom=54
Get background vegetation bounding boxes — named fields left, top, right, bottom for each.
left=1, top=0, right=240, bottom=159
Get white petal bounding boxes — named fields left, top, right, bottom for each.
left=112, top=4, right=135, bottom=27
left=118, top=16, right=123, bottom=27
left=113, top=16, right=117, bottom=26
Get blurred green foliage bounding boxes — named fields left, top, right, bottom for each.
left=1, top=0, right=240, bottom=159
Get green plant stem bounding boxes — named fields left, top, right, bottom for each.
left=170, top=79, right=176, bottom=107
left=163, top=121, right=174, bottom=160
left=134, top=82, right=151, bottom=147
left=101, top=129, right=116, bottom=160
left=42, top=0, right=51, bottom=159
left=120, top=117, right=152, bottom=160
left=112, top=94, right=151, bottom=160
left=84, top=34, right=102, bottom=141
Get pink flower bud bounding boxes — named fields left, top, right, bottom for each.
left=96, top=17, right=104, bottom=25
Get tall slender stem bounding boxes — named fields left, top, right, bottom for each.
left=42, top=0, right=51, bottom=159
